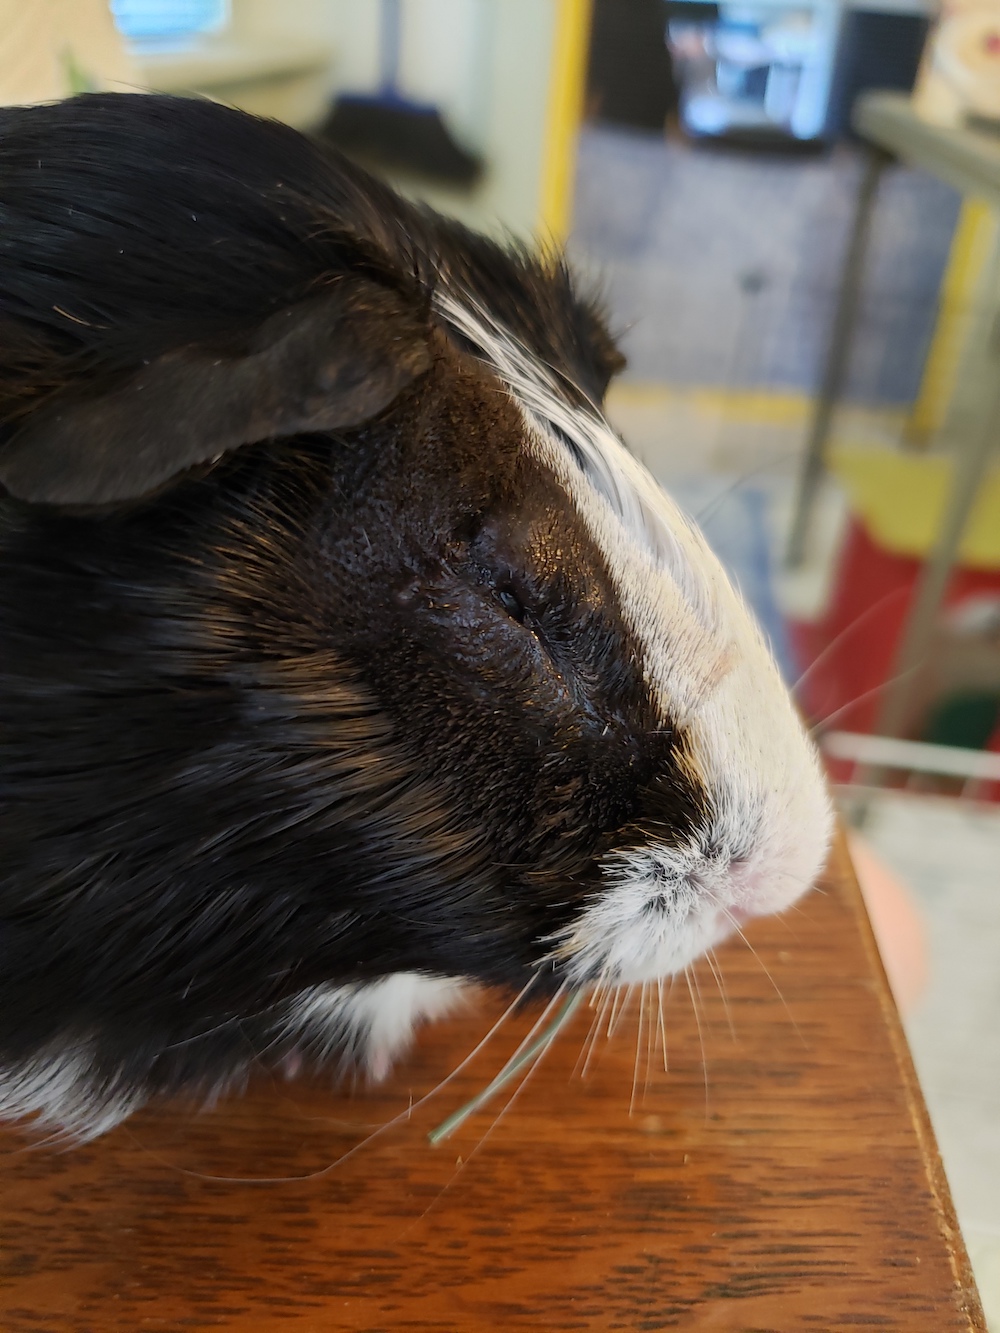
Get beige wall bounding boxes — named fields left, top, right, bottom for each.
left=0, top=0, right=574, bottom=243
left=231, top=0, right=563, bottom=240
left=0, top=0, right=136, bottom=104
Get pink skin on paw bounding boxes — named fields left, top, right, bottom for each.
left=279, top=1052, right=304, bottom=1082
left=367, top=1049, right=394, bottom=1084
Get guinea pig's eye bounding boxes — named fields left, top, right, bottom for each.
left=496, top=587, right=526, bottom=623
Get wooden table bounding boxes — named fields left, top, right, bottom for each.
left=0, top=838, right=985, bottom=1331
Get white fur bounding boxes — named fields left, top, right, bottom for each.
left=0, top=1042, right=144, bottom=1142
left=0, top=974, right=466, bottom=1140
left=439, top=294, right=833, bottom=985
left=281, top=972, right=467, bottom=1081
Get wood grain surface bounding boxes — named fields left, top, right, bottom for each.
left=0, top=836, right=986, bottom=1332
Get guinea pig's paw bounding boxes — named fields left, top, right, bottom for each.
left=0, top=1039, right=145, bottom=1143
left=276, top=1050, right=306, bottom=1082
left=278, top=973, right=469, bottom=1084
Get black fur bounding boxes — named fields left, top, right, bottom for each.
left=0, top=95, right=701, bottom=1120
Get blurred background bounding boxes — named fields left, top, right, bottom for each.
left=2, top=1, right=998, bottom=1323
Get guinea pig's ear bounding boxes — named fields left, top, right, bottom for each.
left=0, top=281, right=432, bottom=507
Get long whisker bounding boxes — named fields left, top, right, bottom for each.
left=607, top=982, right=633, bottom=1039
left=705, top=948, right=736, bottom=1042
left=691, top=451, right=800, bottom=528
left=572, top=984, right=604, bottom=1081
left=403, top=993, right=573, bottom=1234
left=656, top=975, right=669, bottom=1073
left=121, top=972, right=543, bottom=1184
left=720, top=909, right=808, bottom=1049
left=810, top=667, right=919, bottom=737
left=684, top=967, right=710, bottom=1120
left=593, top=979, right=618, bottom=1056
left=629, top=981, right=646, bottom=1117
left=688, top=962, right=712, bottom=1049
left=575, top=970, right=614, bottom=1080
left=428, top=986, right=582, bottom=1145
left=791, top=587, right=909, bottom=699
left=643, top=980, right=656, bottom=1102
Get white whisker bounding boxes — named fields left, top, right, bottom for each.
left=429, top=985, right=582, bottom=1145
left=406, top=994, right=573, bottom=1233
left=643, top=979, right=656, bottom=1101
left=575, top=969, right=613, bottom=1080
left=607, top=983, right=631, bottom=1039
left=629, top=981, right=646, bottom=1117
left=656, top=975, right=670, bottom=1073
left=705, top=949, right=736, bottom=1042
left=791, top=587, right=909, bottom=700
left=684, top=967, right=710, bottom=1120
left=720, top=910, right=807, bottom=1049
left=123, top=973, right=543, bottom=1185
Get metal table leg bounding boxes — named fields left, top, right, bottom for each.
left=858, top=371, right=1000, bottom=785
left=785, top=145, right=892, bottom=569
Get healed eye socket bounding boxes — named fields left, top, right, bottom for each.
left=496, top=587, right=526, bottom=622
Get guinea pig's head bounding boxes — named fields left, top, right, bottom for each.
left=0, top=94, right=831, bottom=1136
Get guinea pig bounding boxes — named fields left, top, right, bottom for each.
left=0, top=94, right=832, bottom=1139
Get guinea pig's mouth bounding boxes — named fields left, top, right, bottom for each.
left=546, top=840, right=802, bottom=987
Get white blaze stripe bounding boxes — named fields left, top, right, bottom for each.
left=438, top=292, right=833, bottom=983
left=437, top=294, right=706, bottom=590
left=437, top=291, right=753, bottom=725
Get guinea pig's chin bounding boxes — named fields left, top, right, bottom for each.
left=553, top=839, right=821, bottom=987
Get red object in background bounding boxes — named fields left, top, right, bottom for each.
left=788, top=516, right=1000, bottom=785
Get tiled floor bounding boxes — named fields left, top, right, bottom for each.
left=571, top=124, right=960, bottom=404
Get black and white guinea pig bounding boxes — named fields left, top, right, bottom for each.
left=0, top=94, right=832, bottom=1139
